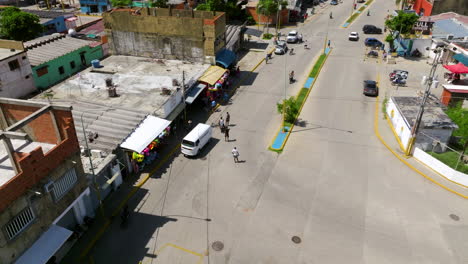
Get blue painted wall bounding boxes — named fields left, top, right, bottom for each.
left=42, top=16, right=73, bottom=35
left=80, top=0, right=110, bottom=13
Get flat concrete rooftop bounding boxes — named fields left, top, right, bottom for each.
left=0, top=139, right=56, bottom=187
left=44, top=55, right=210, bottom=116
left=0, top=48, right=23, bottom=61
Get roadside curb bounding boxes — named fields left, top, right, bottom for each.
left=374, top=96, right=468, bottom=199
left=269, top=47, right=332, bottom=152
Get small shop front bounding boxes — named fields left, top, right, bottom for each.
left=120, top=116, right=172, bottom=173
left=195, top=65, right=231, bottom=107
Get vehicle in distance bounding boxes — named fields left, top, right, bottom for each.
left=330, top=0, right=337, bottom=5
left=362, top=24, right=382, bottom=34
left=357, top=0, right=365, bottom=3
left=287, top=31, right=299, bottom=43
left=363, top=80, right=378, bottom=96
left=364, top=38, right=383, bottom=47
left=348, top=32, right=359, bottom=41
left=275, top=40, right=288, bottom=55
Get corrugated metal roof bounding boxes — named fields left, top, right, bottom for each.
left=25, top=36, right=94, bottom=67
left=432, top=19, right=468, bottom=38
left=32, top=98, right=147, bottom=152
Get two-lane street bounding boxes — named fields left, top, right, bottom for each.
left=88, top=1, right=468, bottom=263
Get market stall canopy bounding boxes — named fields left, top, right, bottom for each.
left=198, top=66, right=227, bottom=85
left=120, top=116, right=171, bottom=153
left=15, top=225, right=73, bottom=264
left=185, top=83, right=207, bottom=104
left=443, top=63, right=468, bottom=74
left=216, top=49, right=237, bottom=68
left=453, top=53, right=468, bottom=67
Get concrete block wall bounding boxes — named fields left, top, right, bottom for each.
left=0, top=52, right=36, bottom=99
left=0, top=153, right=87, bottom=264
left=0, top=124, right=80, bottom=213
left=103, top=8, right=226, bottom=61
left=1, top=105, right=76, bottom=144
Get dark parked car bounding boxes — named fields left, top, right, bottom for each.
left=357, top=0, right=365, bottom=2
left=364, top=38, right=383, bottom=47
left=363, top=80, right=378, bottom=96
left=330, top=0, right=337, bottom=5
left=362, top=25, right=382, bottom=34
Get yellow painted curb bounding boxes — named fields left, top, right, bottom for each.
left=385, top=114, right=407, bottom=152
left=374, top=94, right=468, bottom=199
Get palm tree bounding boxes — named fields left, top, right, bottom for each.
left=257, top=0, right=279, bottom=34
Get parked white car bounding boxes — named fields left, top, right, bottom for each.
left=287, top=30, right=299, bottom=43
left=348, top=32, right=359, bottom=41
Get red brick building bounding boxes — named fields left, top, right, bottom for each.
left=0, top=98, right=92, bottom=264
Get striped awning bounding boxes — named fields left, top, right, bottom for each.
left=198, top=66, right=227, bottom=85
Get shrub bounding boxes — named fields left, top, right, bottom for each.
left=263, top=33, right=273, bottom=39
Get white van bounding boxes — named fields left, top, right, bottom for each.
left=181, top=123, right=212, bottom=156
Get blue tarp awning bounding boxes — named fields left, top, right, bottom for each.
left=453, top=53, right=468, bottom=67
left=216, top=49, right=236, bottom=68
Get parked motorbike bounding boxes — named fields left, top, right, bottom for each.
left=411, top=48, right=421, bottom=57
left=391, top=78, right=406, bottom=86
left=367, top=50, right=378, bottom=58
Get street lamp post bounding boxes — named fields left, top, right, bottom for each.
left=405, top=47, right=444, bottom=155
left=80, top=110, right=110, bottom=220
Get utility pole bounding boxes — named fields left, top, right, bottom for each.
left=405, top=47, right=443, bottom=155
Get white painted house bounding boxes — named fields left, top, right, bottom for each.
left=0, top=47, right=36, bottom=98
left=386, top=96, right=458, bottom=153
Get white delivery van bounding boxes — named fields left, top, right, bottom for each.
left=181, top=123, right=212, bottom=156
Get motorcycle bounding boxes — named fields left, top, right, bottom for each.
left=391, top=78, right=406, bottom=86
left=411, top=48, right=421, bottom=57
left=367, top=50, right=378, bottom=58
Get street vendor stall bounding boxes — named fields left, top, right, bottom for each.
left=198, top=65, right=230, bottom=103
left=120, top=115, right=172, bottom=173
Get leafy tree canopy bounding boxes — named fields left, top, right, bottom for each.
left=110, top=0, right=132, bottom=7
left=385, top=11, right=419, bottom=36
left=196, top=0, right=246, bottom=21
left=150, top=0, right=168, bottom=8
left=446, top=102, right=468, bottom=146
left=0, top=7, right=44, bottom=41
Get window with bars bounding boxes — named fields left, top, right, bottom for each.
left=3, top=207, right=35, bottom=241
left=52, top=168, right=78, bottom=202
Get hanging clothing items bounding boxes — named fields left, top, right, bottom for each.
left=132, top=152, right=144, bottom=163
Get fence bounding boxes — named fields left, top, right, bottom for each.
left=416, top=131, right=468, bottom=174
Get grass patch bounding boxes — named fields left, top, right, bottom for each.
left=358, top=6, right=365, bottom=11
left=366, top=0, right=373, bottom=4
left=382, top=97, right=388, bottom=117
left=427, top=151, right=468, bottom=174
left=296, top=88, right=308, bottom=107
left=309, top=54, right=326, bottom=77
left=262, top=33, right=273, bottom=40
left=346, top=12, right=360, bottom=23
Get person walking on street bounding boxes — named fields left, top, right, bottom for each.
left=289, top=71, right=295, bottom=83
left=328, top=39, right=331, bottom=48
left=226, top=112, right=230, bottom=127
left=224, top=127, right=230, bottom=141
left=232, top=147, right=239, bottom=163
left=265, top=53, right=269, bottom=64
left=219, top=117, right=225, bottom=132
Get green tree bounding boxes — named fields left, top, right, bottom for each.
left=150, top=0, right=168, bottom=8
left=110, top=0, right=132, bottom=7
left=384, top=11, right=419, bottom=38
left=0, top=7, right=43, bottom=41
left=277, top=96, right=300, bottom=124
left=256, top=0, right=278, bottom=34
left=196, top=0, right=246, bottom=21
left=446, top=102, right=468, bottom=165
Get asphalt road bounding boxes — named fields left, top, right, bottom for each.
left=89, top=1, right=468, bottom=263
